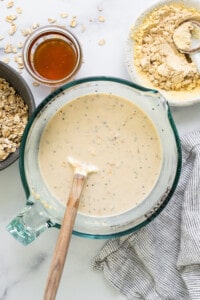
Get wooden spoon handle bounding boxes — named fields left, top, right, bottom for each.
left=43, top=173, right=86, bottom=300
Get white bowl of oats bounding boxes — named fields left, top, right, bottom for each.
left=0, top=62, right=35, bottom=170
left=126, top=0, right=200, bottom=106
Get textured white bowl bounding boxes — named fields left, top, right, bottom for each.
left=126, top=0, right=200, bottom=106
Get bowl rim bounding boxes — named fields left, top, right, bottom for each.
left=0, top=61, right=36, bottom=171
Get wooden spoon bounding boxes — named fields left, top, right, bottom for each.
left=43, top=157, right=98, bottom=300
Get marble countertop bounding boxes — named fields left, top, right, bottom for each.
left=1, top=0, right=200, bottom=299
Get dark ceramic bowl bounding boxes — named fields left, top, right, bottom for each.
left=0, top=62, right=35, bottom=170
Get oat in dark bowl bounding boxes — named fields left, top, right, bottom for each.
left=0, top=62, right=35, bottom=170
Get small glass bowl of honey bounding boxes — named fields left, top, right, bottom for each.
left=22, top=25, right=82, bottom=87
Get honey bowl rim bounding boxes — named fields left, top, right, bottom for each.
left=22, top=25, right=83, bottom=87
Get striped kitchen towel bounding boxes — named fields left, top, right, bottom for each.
left=92, top=130, right=200, bottom=300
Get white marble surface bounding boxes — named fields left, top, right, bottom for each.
left=1, top=0, right=200, bottom=299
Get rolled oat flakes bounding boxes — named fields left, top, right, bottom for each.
left=132, top=3, right=200, bottom=91
left=0, top=77, right=28, bottom=161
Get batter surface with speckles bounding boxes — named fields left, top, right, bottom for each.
left=38, top=93, right=162, bottom=217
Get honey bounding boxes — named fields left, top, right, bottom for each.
left=32, top=38, right=78, bottom=81
left=23, top=26, right=82, bottom=86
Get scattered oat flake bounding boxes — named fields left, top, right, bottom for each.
left=48, top=18, right=56, bottom=24
left=98, top=39, right=106, bottom=46
left=17, top=64, right=24, bottom=70
left=98, top=15, right=105, bottom=22
left=9, top=24, right=17, bottom=35
left=16, top=57, right=24, bottom=69
left=0, top=35, right=4, bottom=41
left=16, top=7, right=22, bottom=14
left=14, top=55, right=23, bottom=63
left=6, top=1, right=14, bottom=8
left=32, top=23, right=40, bottom=30
left=12, top=47, right=17, bottom=53
left=32, top=81, right=40, bottom=87
left=15, top=60, right=23, bottom=69
left=70, top=17, right=77, bottom=28
left=2, top=57, right=10, bottom=64
left=4, top=43, right=13, bottom=53
left=17, top=42, right=23, bottom=49
left=60, top=13, right=68, bottom=18
left=81, top=24, right=86, bottom=33
left=21, top=28, right=32, bottom=37
left=5, top=15, right=17, bottom=22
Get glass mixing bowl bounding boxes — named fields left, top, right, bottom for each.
left=7, top=77, right=181, bottom=245
left=0, top=61, right=35, bottom=170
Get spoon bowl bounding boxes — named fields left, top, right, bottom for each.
left=173, top=18, right=200, bottom=72
left=173, top=19, right=200, bottom=53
